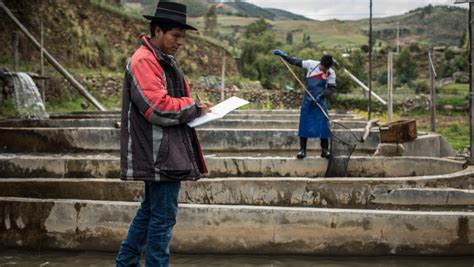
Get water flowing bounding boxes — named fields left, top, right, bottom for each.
left=11, top=72, right=48, bottom=119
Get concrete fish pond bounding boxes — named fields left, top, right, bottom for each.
left=0, top=110, right=473, bottom=256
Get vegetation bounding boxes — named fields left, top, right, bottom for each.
left=204, top=5, right=218, bottom=37
left=394, top=48, right=418, bottom=85
left=0, top=1, right=470, bottom=152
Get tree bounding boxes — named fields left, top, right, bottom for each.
left=239, top=19, right=282, bottom=88
left=460, top=31, right=468, bottom=48
left=286, top=32, right=293, bottom=45
left=394, top=48, right=417, bottom=84
left=302, top=33, right=314, bottom=47
left=360, top=45, right=369, bottom=53
left=245, top=18, right=271, bottom=38
left=204, top=5, right=218, bottom=36
left=348, top=49, right=367, bottom=82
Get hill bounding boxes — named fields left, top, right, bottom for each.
left=189, top=5, right=467, bottom=51
left=356, top=5, right=468, bottom=47
left=0, top=0, right=237, bottom=76
left=129, top=0, right=309, bottom=20
left=265, top=8, right=309, bottom=21
left=217, top=1, right=275, bottom=19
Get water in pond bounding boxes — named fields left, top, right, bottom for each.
left=11, top=72, right=48, bottom=120
left=0, top=250, right=473, bottom=267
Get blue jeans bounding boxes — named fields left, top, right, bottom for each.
left=116, top=181, right=181, bottom=267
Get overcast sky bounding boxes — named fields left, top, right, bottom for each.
left=244, top=0, right=468, bottom=20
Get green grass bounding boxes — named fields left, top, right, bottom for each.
left=0, top=99, right=19, bottom=119
left=90, top=0, right=143, bottom=21
left=45, top=97, right=89, bottom=113
left=189, top=15, right=369, bottom=51
left=45, top=93, right=121, bottom=112
left=436, top=123, right=469, bottom=151
left=354, top=106, right=469, bottom=152
left=399, top=109, right=469, bottom=152
left=436, top=94, right=468, bottom=107
left=438, top=83, right=469, bottom=95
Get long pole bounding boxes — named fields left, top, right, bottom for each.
left=397, top=22, right=400, bottom=54
left=327, top=56, right=387, bottom=105
left=368, top=0, right=373, bottom=120
left=40, top=20, right=45, bottom=104
left=387, top=52, right=393, bottom=122
left=221, top=55, right=226, bottom=101
left=0, top=1, right=106, bottom=111
left=470, top=3, right=474, bottom=164
left=343, top=69, right=387, bottom=105
left=429, top=49, right=436, bottom=132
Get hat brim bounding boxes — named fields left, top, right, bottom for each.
left=143, top=15, right=198, bottom=31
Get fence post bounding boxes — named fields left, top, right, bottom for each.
left=429, top=49, right=437, bottom=133
left=470, top=2, right=474, bottom=164
left=40, top=20, right=46, bottom=104
left=221, top=55, right=226, bottom=101
left=387, top=52, right=393, bottom=123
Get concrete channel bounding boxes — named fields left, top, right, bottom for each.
left=0, top=118, right=368, bottom=129
left=0, top=110, right=472, bottom=256
left=0, top=170, right=473, bottom=208
left=0, top=154, right=464, bottom=178
left=0, top=197, right=473, bottom=255
left=0, top=127, right=453, bottom=156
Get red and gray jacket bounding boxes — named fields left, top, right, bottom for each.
left=120, top=37, right=207, bottom=182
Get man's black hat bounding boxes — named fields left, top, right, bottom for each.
left=320, top=55, right=334, bottom=68
left=143, top=1, right=197, bottom=31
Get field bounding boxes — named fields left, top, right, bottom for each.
left=189, top=16, right=370, bottom=50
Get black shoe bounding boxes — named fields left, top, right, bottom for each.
left=321, top=149, right=330, bottom=159
left=296, top=149, right=306, bottom=159
left=320, top=138, right=330, bottom=159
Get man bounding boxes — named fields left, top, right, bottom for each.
left=273, top=50, right=336, bottom=159
left=116, top=2, right=211, bottom=266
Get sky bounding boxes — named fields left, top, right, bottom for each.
left=244, top=0, right=468, bottom=20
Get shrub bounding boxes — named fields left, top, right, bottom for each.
left=412, top=79, right=430, bottom=94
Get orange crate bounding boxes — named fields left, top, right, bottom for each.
left=379, top=119, right=417, bottom=143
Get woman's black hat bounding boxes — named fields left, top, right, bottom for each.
left=143, top=1, right=197, bottom=31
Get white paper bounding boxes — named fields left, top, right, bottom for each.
left=187, top=96, right=249, bottom=128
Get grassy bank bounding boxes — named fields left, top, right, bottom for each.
left=357, top=109, right=469, bottom=152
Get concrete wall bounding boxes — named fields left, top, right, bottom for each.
left=1, top=170, right=472, bottom=208
left=0, top=155, right=464, bottom=178
left=403, top=134, right=456, bottom=157
left=0, top=118, right=368, bottom=130
left=0, top=197, right=472, bottom=255
left=0, top=127, right=380, bottom=153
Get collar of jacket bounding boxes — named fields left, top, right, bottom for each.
left=141, top=36, right=175, bottom=64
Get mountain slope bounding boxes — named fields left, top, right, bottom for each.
left=356, top=5, right=468, bottom=47
left=265, top=8, right=309, bottom=21
left=0, top=0, right=237, bottom=76
left=132, top=0, right=309, bottom=21
left=190, top=5, right=467, bottom=50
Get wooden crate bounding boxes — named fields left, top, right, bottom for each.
left=379, top=119, right=417, bottom=143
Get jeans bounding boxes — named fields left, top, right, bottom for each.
left=116, top=181, right=181, bottom=267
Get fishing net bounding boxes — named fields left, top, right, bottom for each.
left=324, top=122, right=360, bottom=178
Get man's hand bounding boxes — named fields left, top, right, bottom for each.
left=197, top=101, right=212, bottom=116
left=273, top=49, right=286, bottom=57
